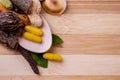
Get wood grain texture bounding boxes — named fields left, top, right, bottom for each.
left=0, top=76, right=120, bottom=80
left=41, top=0, right=120, bottom=14
left=1, top=34, right=120, bottom=55
left=50, top=34, right=120, bottom=55
left=0, top=0, right=120, bottom=79
left=42, top=14, right=120, bottom=34
left=67, top=1, right=120, bottom=14
left=0, top=55, right=120, bottom=75
left=0, top=45, right=19, bottom=55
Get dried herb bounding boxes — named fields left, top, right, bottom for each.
left=0, top=29, right=21, bottom=49
left=7, top=34, right=18, bottom=49
left=52, top=34, right=63, bottom=45
left=0, top=30, right=8, bottom=43
left=11, top=0, right=33, bottom=14
left=31, top=53, right=48, bottom=68
left=0, top=12, right=21, bottom=31
left=12, top=3, right=25, bottom=14
left=18, top=45, right=39, bottom=74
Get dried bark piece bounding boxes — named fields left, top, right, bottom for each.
left=0, top=12, right=21, bottom=31
left=11, top=0, right=33, bottom=14
left=0, top=30, right=8, bottom=43
left=0, top=28, right=21, bottom=49
left=7, top=34, right=18, bottom=49
left=18, top=45, right=40, bottom=74
left=12, top=3, right=25, bottom=14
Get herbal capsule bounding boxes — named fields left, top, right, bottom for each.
left=23, top=32, right=42, bottom=43
left=43, top=53, right=62, bottom=61
left=25, top=25, right=43, bottom=36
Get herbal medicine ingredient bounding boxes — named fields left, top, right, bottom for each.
left=23, top=32, right=42, bottom=43
left=25, top=25, right=43, bottom=36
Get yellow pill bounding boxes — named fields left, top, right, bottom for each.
left=43, top=53, right=62, bottom=61
left=25, top=25, right=43, bottom=36
left=53, top=54, right=62, bottom=61
left=43, top=53, right=54, bottom=61
left=23, top=32, right=42, bottom=43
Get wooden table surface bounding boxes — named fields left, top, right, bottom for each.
left=0, top=0, right=120, bottom=80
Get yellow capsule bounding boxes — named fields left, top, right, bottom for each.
left=43, top=53, right=54, bottom=61
left=23, top=32, right=42, bottom=43
left=25, top=25, right=43, bottom=36
left=43, top=53, right=62, bottom=62
left=53, top=54, right=62, bottom=61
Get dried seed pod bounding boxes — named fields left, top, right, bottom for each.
left=18, top=45, right=40, bottom=74
left=0, top=12, right=21, bottom=31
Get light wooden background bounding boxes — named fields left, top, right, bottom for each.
left=0, top=0, right=120, bottom=80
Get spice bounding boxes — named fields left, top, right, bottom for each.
left=0, top=29, right=21, bottom=49
left=11, top=0, right=33, bottom=14
left=0, top=12, right=21, bottom=31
